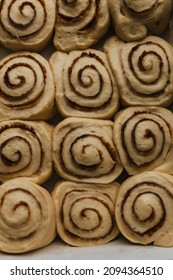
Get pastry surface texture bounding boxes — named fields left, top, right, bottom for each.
left=116, top=171, right=173, bottom=246
left=0, top=178, right=56, bottom=253
left=0, top=52, right=55, bottom=121
left=52, top=180, right=119, bottom=246
left=52, top=117, right=123, bottom=183
left=0, top=0, right=56, bottom=51
left=104, top=36, right=173, bottom=107
left=1, top=0, right=173, bottom=254
left=54, top=0, right=110, bottom=51
left=108, top=0, right=172, bottom=41
left=113, top=106, right=173, bottom=175
left=50, top=49, right=119, bottom=119
left=0, top=120, right=53, bottom=184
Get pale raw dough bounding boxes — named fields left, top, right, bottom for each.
left=50, top=49, right=119, bottom=119
left=0, top=178, right=56, bottom=253
left=0, top=0, right=56, bottom=51
left=0, top=120, right=53, bottom=184
left=108, top=0, right=172, bottom=41
left=116, top=171, right=173, bottom=247
left=52, top=180, right=120, bottom=246
left=104, top=36, right=173, bottom=107
left=113, top=106, right=173, bottom=175
left=54, top=0, right=110, bottom=51
left=0, top=52, right=55, bottom=121
left=52, top=117, right=123, bottom=183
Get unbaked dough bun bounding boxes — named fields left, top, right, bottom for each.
left=104, top=36, right=173, bottom=107
left=0, top=120, right=53, bottom=184
left=0, top=52, right=55, bottom=121
left=50, top=49, right=119, bottom=119
left=54, top=0, right=110, bottom=52
left=108, top=0, right=172, bottom=41
left=52, top=180, right=119, bottom=246
left=113, top=106, right=173, bottom=175
left=0, top=178, right=56, bottom=253
left=52, top=117, right=123, bottom=183
left=0, top=0, right=56, bottom=51
left=116, top=171, right=173, bottom=247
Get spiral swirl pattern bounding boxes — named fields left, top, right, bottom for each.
left=0, top=120, right=53, bottom=183
left=123, top=0, right=159, bottom=16
left=0, top=0, right=56, bottom=51
left=52, top=181, right=119, bottom=246
left=108, top=0, right=172, bottom=41
left=0, top=178, right=56, bottom=253
left=50, top=50, right=119, bottom=119
left=104, top=36, right=173, bottom=107
left=0, top=52, right=55, bottom=121
left=54, top=0, right=110, bottom=51
left=113, top=107, right=173, bottom=175
left=116, top=171, right=173, bottom=246
left=53, top=118, right=123, bottom=183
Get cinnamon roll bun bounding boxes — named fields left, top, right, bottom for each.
left=0, top=120, right=53, bottom=184
left=52, top=118, right=123, bottom=183
left=0, top=178, right=56, bottom=253
left=108, top=0, right=172, bottom=42
left=54, top=0, right=110, bottom=51
left=0, top=52, right=55, bottom=121
left=0, top=0, right=56, bottom=51
left=113, top=106, right=173, bottom=175
left=52, top=180, right=119, bottom=246
left=104, top=36, right=173, bottom=107
left=116, top=171, right=173, bottom=247
left=50, top=50, right=119, bottom=119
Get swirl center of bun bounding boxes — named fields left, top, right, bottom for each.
left=0, top=0, right=47, bottom=38
left=123, top=0, right=158, bottom=15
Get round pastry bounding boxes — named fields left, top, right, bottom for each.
left=116, top=171, right=173, bottom=247
left=0, top=52, right=55, bottom=121
left=52, top=180, right=119, bottom=246
left=0, top=178, right=56, bottom=253
left=52, top=117, right=123, bottom=183
left=108, top=0, right=172, bottom=42
left=54, top=0, right=110, bottom=52
left=50, top=50, right=119, bottom=119
left=104, top=36, right=173, bottom=107
left=0, top=120, right=53, bottom=184
left=113, top=106, right=173, bottom=175
left=0, top=0, right=56, bottom=51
